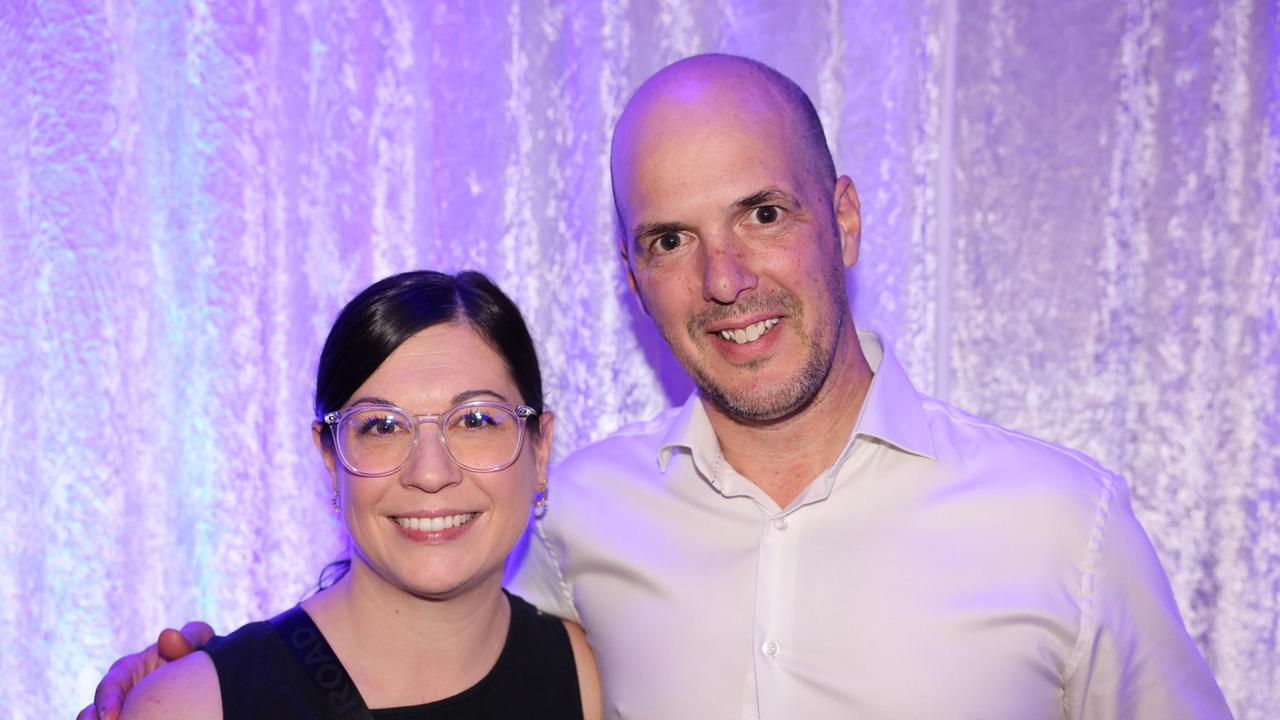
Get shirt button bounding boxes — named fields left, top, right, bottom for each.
left=772, top=517, right=789, bottom=531
left=762, top=641, right=779, bottom=657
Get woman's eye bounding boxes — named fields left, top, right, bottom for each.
left=358, top=415, right=403, bottom=436
left=752, top=206, right=780, bottom=224
left=458, top=411, right=498, bottom=429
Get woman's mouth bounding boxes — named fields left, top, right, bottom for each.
left=393, top=513, right=476, bottom=532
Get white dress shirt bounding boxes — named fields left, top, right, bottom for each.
left=507, top=330, right=1231, bottom=719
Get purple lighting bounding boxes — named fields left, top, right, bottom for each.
left=0, top=1, right=1275, bottom=717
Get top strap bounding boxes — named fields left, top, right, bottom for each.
left=267, top=606, right=375, bottom=720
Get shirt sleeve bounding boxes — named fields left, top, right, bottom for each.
left=504, top=514, right=581, bottom=623
left=1064, top=474, right=1233, bottom=719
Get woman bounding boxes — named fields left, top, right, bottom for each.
left=121, top=271, right=602, bottom=719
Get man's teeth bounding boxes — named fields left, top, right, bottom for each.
left=395, top=513, right=476, bottom=532
left=717, top=318, right=780, bottom=344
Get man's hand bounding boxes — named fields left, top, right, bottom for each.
left=76, top=622, right=215, bottom=720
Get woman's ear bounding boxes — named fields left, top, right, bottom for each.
left=312, top=422, right=340, bottom=494
left=533, top=411, right=555, bottom=483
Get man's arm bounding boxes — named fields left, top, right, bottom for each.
left=1065, top=477, right=1233, bottom=719
left=505, top=516, right=580, bottom=622
left=76, top=622, right=215, bottom=720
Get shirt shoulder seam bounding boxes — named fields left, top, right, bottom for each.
left=919, top=397, right=1111, bottom=477
left=533, top=517, right=582, bottom=624
left=1060, top=469, right=1118, bottom=703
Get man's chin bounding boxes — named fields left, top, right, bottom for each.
left=694, top=339, right=842, bottom=422
left=695, top=376, right=820, bottom=424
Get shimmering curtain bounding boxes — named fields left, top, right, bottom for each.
left=1, top=1, right=1275, bottom=717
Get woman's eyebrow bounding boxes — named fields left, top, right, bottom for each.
left=451, top=389, right=511, bottom=405
left=345, top=391, right=512, bottom=410
left=347, top=395, right=396, bottom=407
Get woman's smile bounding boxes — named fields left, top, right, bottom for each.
left=390, top=511, right=480, bottom=542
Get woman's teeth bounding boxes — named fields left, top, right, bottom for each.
left=395, top=513, right=476, bottom=532
left=717, top=318, right=780, bottom=344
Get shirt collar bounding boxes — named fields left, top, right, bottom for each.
left=657, top=391, right=717, bottom=475
left=656, top=329, right=936, bottom=481
left=850, top=329, right=936, bottom=460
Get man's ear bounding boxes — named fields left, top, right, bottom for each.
left=619, top=233, right=652, bottom=317
left=312, top=422, right=340, bottom=495
left=833, top=175, right=862, bottom=268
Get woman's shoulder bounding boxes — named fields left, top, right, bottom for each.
left=200, top=618, right=279, bottom=658
left=506, top=591, right=568, bottom=634
left=503, top=591, right=601, bottom=719
left=505, top=591, right=581, bottom=659
left=560, top=618, right=602, bottom=720
left=120, top=616, right=299, bottom=720
left=118, top=648, right=221, bottom=720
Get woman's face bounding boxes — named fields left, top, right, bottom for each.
left=316, top=322, right=552, bottom=600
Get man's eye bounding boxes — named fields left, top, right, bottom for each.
left=752, top=206, right=780, bottom=224
left=653, top=233, right=683, bottom=253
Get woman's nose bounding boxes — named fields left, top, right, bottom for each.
left=399, top=426, right=463, bottom=492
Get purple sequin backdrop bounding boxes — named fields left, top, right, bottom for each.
left=2, top=1, right=1277, bottom=717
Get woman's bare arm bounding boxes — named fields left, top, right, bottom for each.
left=563, top=620, right=603, bottom=720
left=77, top=622, right=215, bottom=720
left=117, top=649, right=221, bottom=720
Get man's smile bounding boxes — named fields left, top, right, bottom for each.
left=714, top=317, right=781, bottom=344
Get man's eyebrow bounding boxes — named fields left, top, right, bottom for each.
left=628, top=189, right=798, bottom=249
left=732, top=189, right=795, bottom=209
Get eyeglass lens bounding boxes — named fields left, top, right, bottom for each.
left=336, top=403, right=522, bottom=474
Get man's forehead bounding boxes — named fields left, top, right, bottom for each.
left=609, top=56, right=820, bottom=227
left=617, top=61, right=780, bottom=140
left=632, top=54, right=770, bottom=101
left=614, top=97, right=805, bottom=206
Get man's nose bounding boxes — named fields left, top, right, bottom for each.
left=702, top=234, right=758, bottom=304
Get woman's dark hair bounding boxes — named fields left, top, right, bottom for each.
left=311, top=270, right=545, bottom=593
left=314, top=269, right=544, bottom=437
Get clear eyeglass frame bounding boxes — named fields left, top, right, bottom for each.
left=321, top=400, right=540, bottom=476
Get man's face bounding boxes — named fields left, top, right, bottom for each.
left=613, top=79, right=860, bottom=421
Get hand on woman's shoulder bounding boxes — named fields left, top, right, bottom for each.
left=118, top=649, right=221, bottom=720
left=563, top=620, right=603, bottom=720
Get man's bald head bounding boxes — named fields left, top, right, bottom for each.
left=610, top=54, right=836, bottom=233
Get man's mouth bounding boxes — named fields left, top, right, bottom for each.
left=393, top=513, right=476, bottom=532
left=715, top=318, right=780, bottom=345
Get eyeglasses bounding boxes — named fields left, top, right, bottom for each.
left=322, top=401, right=539, bottom=476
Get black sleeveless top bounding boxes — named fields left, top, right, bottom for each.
left=203, top=591, right=582, bottom=719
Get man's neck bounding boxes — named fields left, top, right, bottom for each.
left=702, top=326, right=873, bottom=508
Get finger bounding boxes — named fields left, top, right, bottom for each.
left=156, top=628, right=195, bottom=661
left=92, top=641, right=160, bottom=720
left=92, top=661, right=130, bottom=720
left=138, top=642, right=162, bottom=674
left=74, top=704, right=97, bottom=720
left=179, top=621, right=215, bottom=648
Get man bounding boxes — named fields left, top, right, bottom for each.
left=84, top=54, right=1231, bottom=719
